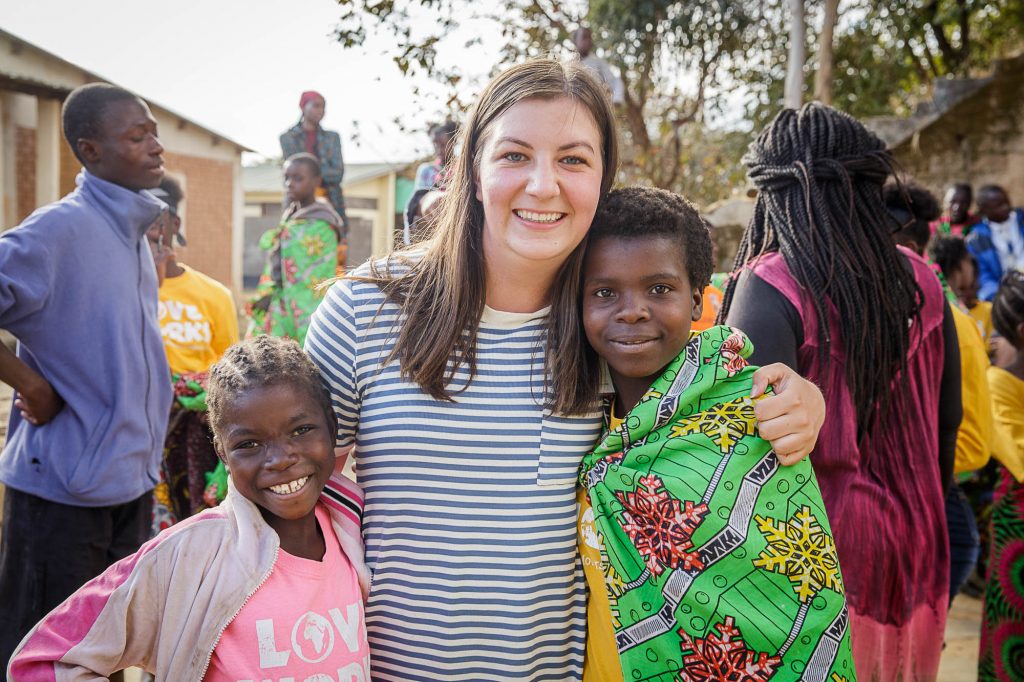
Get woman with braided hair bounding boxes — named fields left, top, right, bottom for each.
left=722, top=103, right=962, bottom=681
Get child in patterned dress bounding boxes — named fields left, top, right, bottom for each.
left=247, top=153, right=344, bottom=345
left=577, top=187, right=856, bottom=681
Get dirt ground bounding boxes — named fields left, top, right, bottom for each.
left=0, top=382, right=987, bottom=680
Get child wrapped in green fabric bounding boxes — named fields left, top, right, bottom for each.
left=578, top=187, right=855, bottom=681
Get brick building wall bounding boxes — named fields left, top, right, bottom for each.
left=163, top=151, right=235, bottom=289
left=59, top=139, right=79, bottom=198
left=15, top=127, right=36, bottom=223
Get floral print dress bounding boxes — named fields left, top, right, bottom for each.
left=246, top=201, right=341, bottom=345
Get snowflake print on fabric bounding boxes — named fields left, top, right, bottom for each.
left=616, top=474, right=708, bottom=576
left=670, top=398, right=758, bottom=454
left=678, top=616, right=783, bottom=682
left=719, top=331, right=749, bottom=377
left=754, top=506, right=844, bottom=602
left=300, top=232, right=327, bottom=257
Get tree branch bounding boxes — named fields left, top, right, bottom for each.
left=924, top=0, right=960, bottom=72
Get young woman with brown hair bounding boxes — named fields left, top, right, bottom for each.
left=305, top=59, right=825, bottom=681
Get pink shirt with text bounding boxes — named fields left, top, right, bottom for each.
left=204, top=503, right=369, bottom=682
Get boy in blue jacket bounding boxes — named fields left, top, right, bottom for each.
left=0, top=83, right=172, bottom=668
left=967, top=184, right=1024, bottom=300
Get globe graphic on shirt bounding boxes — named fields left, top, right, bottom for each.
left=291, top=612, right=336, bottom=664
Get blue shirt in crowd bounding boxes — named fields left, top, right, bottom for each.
left=0, top=170, right=172, bottom=507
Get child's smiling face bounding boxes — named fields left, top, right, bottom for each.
left=215, top=382, right=335, bottom=534
left=583, top=235, right=703, bottom=408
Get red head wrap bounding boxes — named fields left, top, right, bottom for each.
left=299, top=90, right=325, bottom=110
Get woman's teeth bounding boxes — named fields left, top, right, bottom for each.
left=268, top=476, right=310, bottom=495
left=515, top=210, right=563, bottom=223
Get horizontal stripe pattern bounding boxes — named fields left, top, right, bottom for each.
left=305, top=269, right=602, bottom=681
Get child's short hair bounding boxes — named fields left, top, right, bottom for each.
left=928, top=235, right=972, bottom=279
left=207, top=336, right=336, bottom=446
left=589, top=186, right=714, bottom=290
left=62, top=83, right=142, bottom=164
left=993, top=270, right=1024, bottom=348
left=284, top=152, right=322, bottom=178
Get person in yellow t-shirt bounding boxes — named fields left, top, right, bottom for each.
left=147, top=177, right=239, bottom=533
left=931, top=235, right=994, bottom=342
left=149, top=179, right=238, bottom=373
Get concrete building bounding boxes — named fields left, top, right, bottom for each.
left=243, top=161, right=414, bottom=287
left=0, top=28, right=249, bottom=294
left=866, top=52, right=1024, bottom=204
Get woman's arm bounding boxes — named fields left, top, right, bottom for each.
left=724, top=269, right=802, bottom=369
left=726, top=270, right=822, bottom=465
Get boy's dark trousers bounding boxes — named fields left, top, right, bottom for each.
left=0, top=486, right=152, bottom=670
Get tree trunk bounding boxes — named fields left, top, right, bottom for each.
left=784, top=0, right=806, bottom=109
left=814, top=0, right=840, bottom=105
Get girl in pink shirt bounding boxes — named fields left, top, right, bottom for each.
left=9, top=336, right=370, bottom=681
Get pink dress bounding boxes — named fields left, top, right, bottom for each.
left=749, top=248, right=948, bottom=681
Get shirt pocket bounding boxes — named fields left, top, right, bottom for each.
left=535, top=410, right=603, bottom=486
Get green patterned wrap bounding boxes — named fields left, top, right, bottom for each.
left=581, top=325, right=856, bottom=682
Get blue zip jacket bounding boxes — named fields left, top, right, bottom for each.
left=966, top=208, right=1024, bottom=301
left=0, top=170, right=172, bottom=506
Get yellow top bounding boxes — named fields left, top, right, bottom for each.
left=579, top=411, right=625, bottom=682
left=967, top=300, right=993, bottom=344
left=951, top=306, right=993, bottom=473
left=988, top=366, right=1024, bottom=482
left=158, top=265, right=239, bottom=375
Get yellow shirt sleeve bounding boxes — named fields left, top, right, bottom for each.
left=580, top=412, right=625, bottom=682
left=951, top=307, right=993, bottom=473
left=988, top=366, right=1024, bottom=482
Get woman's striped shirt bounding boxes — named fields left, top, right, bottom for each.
left=305, top=269, right=603, bottom=681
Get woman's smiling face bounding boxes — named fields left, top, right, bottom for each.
left=475, top=96, right=604, bottom=276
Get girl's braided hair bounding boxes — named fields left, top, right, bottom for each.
left=207, top=336, right=336, bottom=447
left=720, top=102, right=923, bottom=439
left=992, top=270, right=1024, bottom=349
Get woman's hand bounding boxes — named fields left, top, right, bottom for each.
left=750, top=363, right=825, bottom=466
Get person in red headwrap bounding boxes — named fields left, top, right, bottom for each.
left=279, top=90, right=349, bottom=264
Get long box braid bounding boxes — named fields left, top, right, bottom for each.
left=720, top=103, right=923, bottom=441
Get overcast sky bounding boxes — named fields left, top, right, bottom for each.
left=0, top=0, right=506, bottom=164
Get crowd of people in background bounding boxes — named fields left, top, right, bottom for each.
left=0, top=31, right=1023, bottom=682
